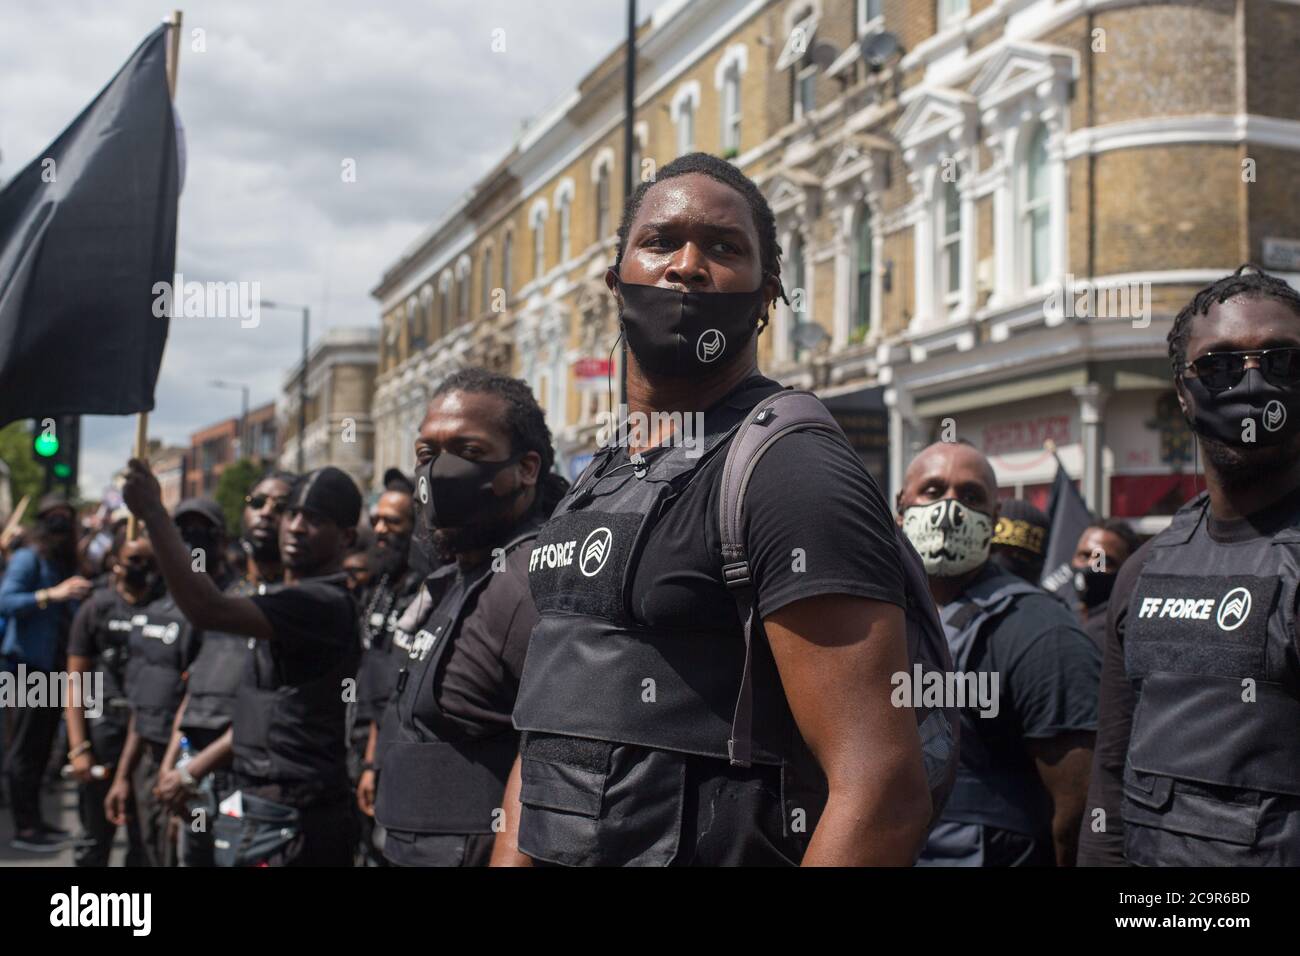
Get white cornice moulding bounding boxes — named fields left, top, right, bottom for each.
left=1065, top=115, right=1300, bottom=158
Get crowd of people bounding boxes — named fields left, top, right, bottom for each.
left=2, top=153, right=1298, bottom=867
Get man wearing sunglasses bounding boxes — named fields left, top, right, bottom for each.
left=121, top=460, right=363, bottom=866
left=153, top=471, right=298, bottom=865
left=1080, top=265, right=1300, bottom=866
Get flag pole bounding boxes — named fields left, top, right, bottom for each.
left=128, top=9, right=182, bottom=541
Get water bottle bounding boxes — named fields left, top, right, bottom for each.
left=177, top=735, right=194, bottom=771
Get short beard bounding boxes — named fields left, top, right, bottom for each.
left=1200, top=435, right=1300, bottom=493
left=431, top=496, right=523, bottom=563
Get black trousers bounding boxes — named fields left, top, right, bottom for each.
left=3, top=685, right=62, bottom=833
left=239, top=781, right=358, bottom=867
left=75, top=775, right=147, bottom=867
left=129, top=738, right=172, bottom=867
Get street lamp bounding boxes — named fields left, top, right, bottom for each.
left=259, top=300, right=311, bottom=473
left=210, top=379, right=250, bottom=461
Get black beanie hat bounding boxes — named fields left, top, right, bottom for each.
left=288, top=467, right=362, bottom=529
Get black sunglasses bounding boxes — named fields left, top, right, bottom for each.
left=245, top=493, right=290, bottom=514
left=1182, top=348, right=1300, bottom=393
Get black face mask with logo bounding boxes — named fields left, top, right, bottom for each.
left=614, top=277, right=768, bottom=378
left=414, top=452, right=522, bottom=532
left=1182, top=368, right=1300, bottom=447
left=1074, top=567, right=1117, bottom=609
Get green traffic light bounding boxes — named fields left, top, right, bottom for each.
left=52, top=463, right=72, bottom=479
left=34, top=432, right=59, bottom=458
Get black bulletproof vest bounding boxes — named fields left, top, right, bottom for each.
left=123, top=595, right=196, bottom=744
left=84, top=589, right=137, bottom=761
left=356, top=569, right=423, bottom=728
left=513, top=383, right=802, bottom=770
left=231, top=574, right=358, bottom=793
left=374, top=527, right=538, bottom=836
left=1123, top=491, right=1300, bottom=865
left=932, top=566, right=1052, bottom=841
left=181, top=578, right=261, bottom=733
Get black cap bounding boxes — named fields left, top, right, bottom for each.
left=173, top=498, right=226, bottom=534
left=289, top=466, right=362, bottom=529
left=382, top=467, right=414, bottom=495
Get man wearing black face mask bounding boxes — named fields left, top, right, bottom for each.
left=104, top=501, right=208, bottom=866
left=368, top=368, right=567, bottom=867
left=154, top=473, right=297, bottom=866
left=65, top=531, right=155, bottom=866
left=1080, top=265, right=1300, bottom=867
left=1069, top=520, right=1138, bottom=648
left=349, top=485, right=418, bottom=864
left=498, top=154, right=938, bottom=868
left=899, top=441, right=1099, bottom=867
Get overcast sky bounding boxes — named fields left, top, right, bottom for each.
left=0, top=0, right=670, bottom=497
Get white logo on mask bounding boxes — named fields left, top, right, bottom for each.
left=901, top=499, right=994, bottom=578
left=417, top=475, right=429, bottom=504
left=696, top=329, right=725, bottom=363
left=1264, top=400, right=1287, bottom=432
left=1216, top=587, right=1252, bottom=631
left=579, top=527, right=613, bottom=577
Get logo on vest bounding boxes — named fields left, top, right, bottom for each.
left=1216, top=587, right=1252, bottom=631
left=696, top=329, right=725, bottom=363
left=1264, top=399, right=1287, bottom=432
left=579, top=527, right=613, bottom=577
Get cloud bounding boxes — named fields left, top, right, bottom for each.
left=0, top=0, right=670, bottom=497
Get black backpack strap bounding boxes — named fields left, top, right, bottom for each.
left=718, top=388, right=848, bottom=767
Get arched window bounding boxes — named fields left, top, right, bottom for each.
left=439, top=274, right=451, bottom=336
left=941, top=178, right=962, bottom=308
left=533, top=220, right=545, bottom=279
left=854, top=210, right=873, bottom=341
left=1022, top=124, right=1051, bottom=288
left=481, top=247, right=494, bottom=313
left=457, top=259, right=471, bottom=317
left=557, top=194, right=571, bottom=261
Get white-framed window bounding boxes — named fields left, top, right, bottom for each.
left=777, top=6, right=820, bottom=122
left=533, top=222, right=545, bottom=279
left=854, top=209, right=873, bottom=341
left=406, top=294, right=421, bottom=351
left=677, top=99, right=695, bottom=155
left=481, top=245, right=494, bottom=313
left=858, top=0, right=883, bottom=34
left=502, top=231, right=513, bottom=300
left=439, top=272, right=452, bottom=336
left=721, top=66, right=741, bottom=154
left=940, top=178, right=962, bottom=308
left=715, top=45, right=747, bottom=157
left=670, top=82, right=700, bottom=157
left=789, top=232, right=810, bottom=360
left=1021, top=123, right=1051, bottom=289
left=554, top=180, right=574, bottom=262
left=937, top=0, right=969, bottom=31
left=595, top=163, right=611, bottom=238
left=794, top=49, right=816, bottom=121
left=456, top=256, right=471, bottom=318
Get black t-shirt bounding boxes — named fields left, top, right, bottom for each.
left=67, top=585, right=140, bottom=708
left=248, top=573, right=359, bottom=688
left=1078, top=481, right=1300, bottom=867
left=627, top=377, right=904, bottom=625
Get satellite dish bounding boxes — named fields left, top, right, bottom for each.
left=792, top=321, right=831, bottom=351
left=859, top=31, right=902, bottom=72
left=810, top=41, right=840, bottom=71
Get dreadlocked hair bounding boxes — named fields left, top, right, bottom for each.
left=614, top=151, right=787, bottom=304
left=1168, top=264, right=1300, bottom=373
left=432, top=367, right=570, bottom=519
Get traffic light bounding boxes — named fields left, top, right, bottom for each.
left=31, top=415, right=80, bottom=494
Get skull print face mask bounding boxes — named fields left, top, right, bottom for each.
left=901, top=498, right=994, bottom=578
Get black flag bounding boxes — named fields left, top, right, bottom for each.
left=1039, top=459, right=1094, bottom=599
left=0, top=25, right=178, bottom=426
